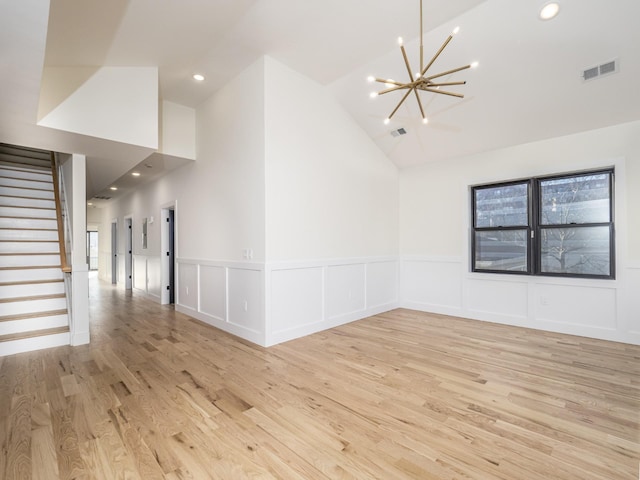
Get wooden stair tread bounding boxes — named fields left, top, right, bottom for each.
left=0, top=293, right=65, bottom=304
left=0, top=227, right=57, bottom=231
left=0, top=215, right=54, bottom=220
left=0, top=194, right=54, bottom=202
left=0, top=252, right=59, bottom=256
left=0, top=279, right=64, bottom=287
left=0, top=265, right=61, bottom=271
left=0, top=309, right=68, bottom=323
left=0, top=174, right=52, bottom=184
left=0, top=185, right=53, bottom=192
left=0, top=239, right=58, bottom=243
left=0, top=204, right=55, bottom=211
left=0, top=327, right=69, bottom=344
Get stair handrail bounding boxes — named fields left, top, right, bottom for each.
left=50, top=152, right=71, bottom=273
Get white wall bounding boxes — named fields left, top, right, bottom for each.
left=399, top=120, right=640, bottom=345
left=96, top=56, right=400, bottom=346
left=160, top=100, right=196, bottom=160
left=39, top=67, right=158, bottom=149
left=264, top=57, right=399, bottom=261
left=262, top=57, right=400, bottom=344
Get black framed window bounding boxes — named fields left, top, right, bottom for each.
left=472, top=169, right=614, bottom=279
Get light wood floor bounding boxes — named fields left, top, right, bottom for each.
left=1, top=278, right=639, bottom=479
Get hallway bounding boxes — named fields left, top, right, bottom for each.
left=1, top=276, right=639, bottom=479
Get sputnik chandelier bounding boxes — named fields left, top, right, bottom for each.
left=368, top=0, right=477, bottom=125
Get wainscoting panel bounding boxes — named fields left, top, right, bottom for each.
left=146, top=257, right=161, bottom=299
left=535, top=283, right=616, bottom=330
left=623, top=266, right=640, bottom=339
left=132, top=254, right=161, bottom=301
left=270, top=267, right=324, bottom=334
left=177, top=262, right=198, bottom=311
left=366, top=261, right=398, bottom=309
left=199, top=265, right=226, bottom=321
left=399, top=256, right=638, bottom=345
left=228, top=268, right=263, bottom=334
left=466, top=277, right=529, bottom=321
left=325, top=264, right=366, bottom=320
left=133, top=256, right=147, bottom=291
left=266, top=257, right=399, bottom=346
left=175, top=259, right=264, bottom=346
left=401, top=257, right=462, bottom=314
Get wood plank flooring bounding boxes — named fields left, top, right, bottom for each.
left=1, top=277, right=639, bottom=479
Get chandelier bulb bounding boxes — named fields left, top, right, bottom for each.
left=367, top=75, right=375, bottom=83
left=384, top=118, right=391, bottom=125
left=452, top=26, right=460, bottom=35
left=422, top=117, right=429, bottom=125
left=369, top=92, right=378, bottom=99
left=471, top=61, right=479, bottom=69
left=397, top=37, right=404, bottom=46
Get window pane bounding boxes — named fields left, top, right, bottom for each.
left=475, top=230, right=528, bottom=272
left=540, top=173, right=610, bottom=225
left=475, top=183, right=528, bottom=228
left=540, top=226, right=611, bottom=276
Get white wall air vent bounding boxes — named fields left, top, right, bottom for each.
left=582, top=58, right=619, bottom=82
left=390, top=127, right=407, bottom=137
left=94, top=195, right=112, bottom=200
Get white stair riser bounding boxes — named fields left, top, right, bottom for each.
left=0, top=281, right=65, bottom=299
left=0, top=313, right=68, bottom=335
left=0, top=332, right=70, bottom=357
left=0, top=267, right=63, bottom=282
left=2, top=254, right=60, bottom=267
left=0, top=177, right=53, bottom=190
left=0, top=186, right=54, bottom=200
left=0, top=229, right=58, bottom=241
left=0, top=168, right=52, bottom=182
left=1, top=297, right=67, bottom=316
left=0, top=217, right=57, bottom=229
left=0, top=206, right=56, bottom=219
left=0, top=196, right=55, bottom=209
left=0, top=241, right=59, bottom=253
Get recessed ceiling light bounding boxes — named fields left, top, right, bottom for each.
left=87, top=202, right=93, bottom=206
left=193, top=74, right=205, bottom=81
left=539, top=2, right=560, bottom=20
left=110, top=186, right=118, bottom=191
left=132, top=172, right=141, bottom=177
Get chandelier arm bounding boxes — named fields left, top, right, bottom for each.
left=400, top=46, right=415, bottom=82
left=420, top=35, right=453, bottom=77
left=388, top=87, right=415, bottom=120
left=374, top=78, right=405, bottom=87
left=418, top=87, right=464, bottom=98
left=413, top=89, right=426, bottom=120
left=378, top=84, right=413, bottom=95
left=427, top=81, right=466, bottom=87
left=425, top=64, right=471, bottom=81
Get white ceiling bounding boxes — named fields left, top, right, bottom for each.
left=1, top=0, right=639, bottom=203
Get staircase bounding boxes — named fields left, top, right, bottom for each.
left=0, top=144, right=71, bottom=356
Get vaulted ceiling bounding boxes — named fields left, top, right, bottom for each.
left=1, top=0, right=639, bottom=202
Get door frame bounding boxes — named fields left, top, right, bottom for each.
left=124, top=215, right=133, bottom=290
left=160, top=201, right=177, bottom=305
left=111, top=219, right=118, bottom=284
